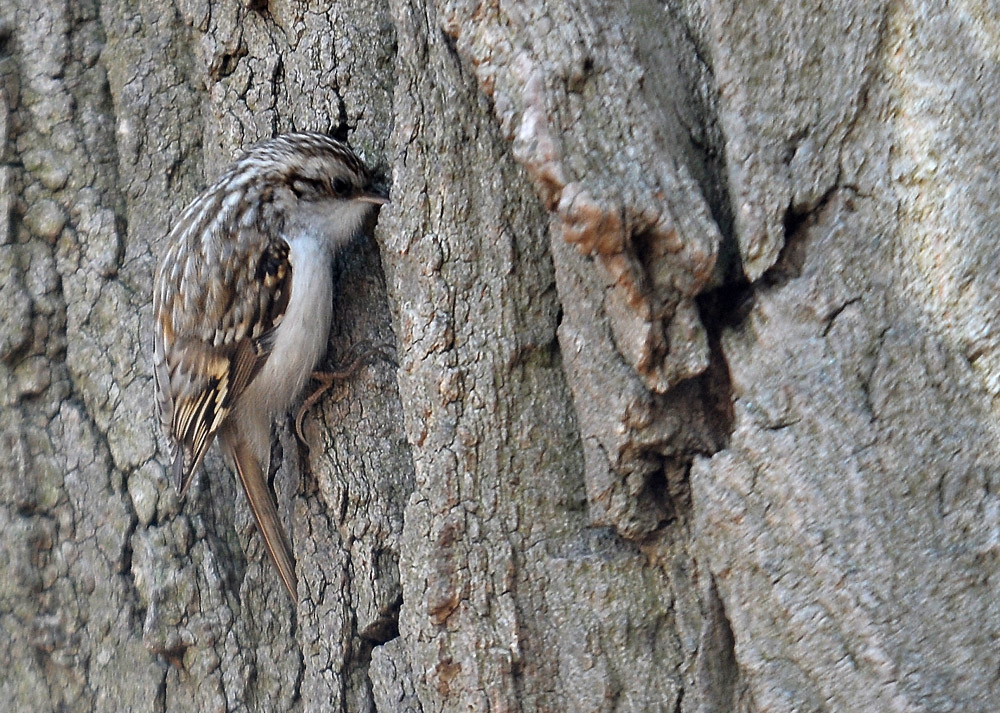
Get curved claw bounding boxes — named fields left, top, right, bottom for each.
left=294, top=341, right=396, bottom=447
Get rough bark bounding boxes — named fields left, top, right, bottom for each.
left=2, top=1, right=998, bottom=712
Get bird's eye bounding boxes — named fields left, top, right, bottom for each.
left=331, top=178, right=352, bottom=197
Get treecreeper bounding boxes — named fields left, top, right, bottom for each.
left=152, top=132, right=388, bottom=598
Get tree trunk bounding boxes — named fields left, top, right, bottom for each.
left=2, top=0, right=997, bottom=711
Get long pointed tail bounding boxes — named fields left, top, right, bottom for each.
left=220, top=425, right=298, bottom=598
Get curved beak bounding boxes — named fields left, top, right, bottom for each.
left=357, top=183, right=390, bottom=206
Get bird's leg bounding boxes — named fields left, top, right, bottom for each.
left=294, top=340, right=395, bottom=447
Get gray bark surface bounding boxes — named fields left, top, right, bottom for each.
left=1, top=1, right=997, bottom=712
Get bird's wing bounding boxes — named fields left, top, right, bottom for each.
left=153, top=230, right=292, bottom=495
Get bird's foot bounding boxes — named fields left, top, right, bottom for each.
left=294, top=341, right=395, bottom=447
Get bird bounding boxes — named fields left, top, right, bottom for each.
left=152, top=132, right=388, bottom=598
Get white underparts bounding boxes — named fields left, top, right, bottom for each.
left=239, top=197, right=373, bottom=418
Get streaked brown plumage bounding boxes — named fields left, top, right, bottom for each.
left=152, top=133, right=387, bottom=597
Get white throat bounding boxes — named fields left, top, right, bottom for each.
left=241, top=198, right=375, bottom=417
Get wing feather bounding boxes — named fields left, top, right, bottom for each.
left=153, top=225, right=291, bottom=495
